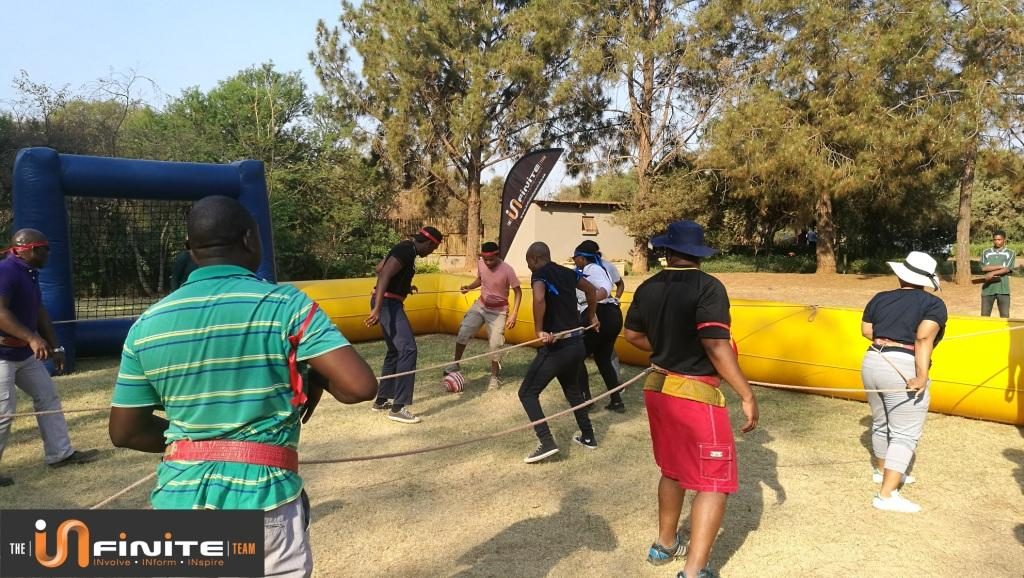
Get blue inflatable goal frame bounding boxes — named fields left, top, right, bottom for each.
left=11, top=147, right=276, bottom=371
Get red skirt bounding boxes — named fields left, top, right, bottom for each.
left=644, top=390, right=738, bottom=494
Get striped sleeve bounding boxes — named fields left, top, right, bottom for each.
left=285, top=289, right=350, bottom=361
left=1009, top=250, right=1016, bottom=272
left=111, top=324, right=161, bottom=408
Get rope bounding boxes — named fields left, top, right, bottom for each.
left=0, top=324, right=596, bottom=419
left=376, top=323, right=594, bottom=382
left=89, top=471, right=157, bottom=509
left=943, top=324, right=1024, bottom=340
left=752, top=380, right=913, bottom=394
left=300, top=368, right=652, bottom=465
left=88, top=368, right=653, bottom=507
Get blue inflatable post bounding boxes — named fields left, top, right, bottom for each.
left=10, top=148, right=276, bottom=371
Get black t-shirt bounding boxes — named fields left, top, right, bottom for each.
left=624, top=268, right=731, bottom=376
left=383, top=240, right=417, bottom=296
left=862, top=289, right=947, bottom=347
left=532, top=262, right=582, bottom=334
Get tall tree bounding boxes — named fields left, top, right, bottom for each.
left=578, top=0, right=738, bottom=272
left=702, top=0, right=956, bottom=273
left=946, top=0, right=1024, bottom=284
left=310, top=0, right=605, bottom=265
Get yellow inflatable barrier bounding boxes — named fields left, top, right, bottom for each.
left=293, top=273, right=1024, bottom=426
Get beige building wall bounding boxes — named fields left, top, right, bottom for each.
left=503, top=201, right=633, bottom=278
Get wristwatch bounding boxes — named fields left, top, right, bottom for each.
left=52, top=346, right=65, bottom=354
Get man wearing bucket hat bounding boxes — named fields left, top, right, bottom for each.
left=623, top=220, right=758, bottom=578
left=860, top=250, right=947, bottom=513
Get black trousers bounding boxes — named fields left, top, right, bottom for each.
left=580, top=303, right=624, bottom=404
left=518, top=337, right=593, bottom=444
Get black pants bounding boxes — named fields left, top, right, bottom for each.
left=580, top=303, right=624, bottom=405
left=518, top=337, right=593, bottom=444
left=981, top=294, right=1010, bottom=318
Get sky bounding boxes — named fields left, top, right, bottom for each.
left=0, top=0, right=572, bottom=196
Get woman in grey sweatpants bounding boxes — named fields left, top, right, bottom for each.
left=860, top=251, right=947, bottom=513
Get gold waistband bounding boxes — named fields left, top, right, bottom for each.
left=644, top=372, right=726, bottom=407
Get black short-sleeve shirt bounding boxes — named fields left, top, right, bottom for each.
left=532, top=262, right=581, bottom=334
left=862, top=289, right=947, bottom=347
left=624, top=268, right=731, bottom=376
left=383, top=240, right=417, bottom=296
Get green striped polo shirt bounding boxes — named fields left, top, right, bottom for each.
left=980, top=247, right=1015, bottom=296
left=111, top=265, right=349, bottom=511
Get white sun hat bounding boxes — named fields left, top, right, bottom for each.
left=887, top=251, right=940, bottom=290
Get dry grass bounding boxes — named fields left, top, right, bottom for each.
left=0, top=272, right=1021, bottom=577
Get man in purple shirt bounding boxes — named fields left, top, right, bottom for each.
left=0, top=229, right=98, bottom=486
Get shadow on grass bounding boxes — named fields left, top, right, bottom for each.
left=450, top=487, right=616, bottom=578
left=713, top=427, right=785, bottom=570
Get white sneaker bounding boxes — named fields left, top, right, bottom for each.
left=873, top=490, right=921, bottom=513
left=872, top=468, right=916, bottom=485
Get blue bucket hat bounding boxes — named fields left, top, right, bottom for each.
left=650, top=220, right=717, bottom=258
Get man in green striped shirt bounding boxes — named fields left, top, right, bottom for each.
left=109, top=196, right=378, bottom=577
left=980, top=230, right=1015, bottom=318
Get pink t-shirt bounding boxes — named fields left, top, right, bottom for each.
left=477, top=260, right=520, bottom=311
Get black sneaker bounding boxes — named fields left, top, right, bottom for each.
left=573, top=433, right=598, bottom=449
left=371, top=400, right=393, bottom=412
left=524, top=441, right=559, bottom=463
left=0, top=475, right=13, bottom=487
left=605, top=400, right=626, bottom=413
left=49, top=449, right=99, bottom=468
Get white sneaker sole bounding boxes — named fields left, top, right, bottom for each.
left=524, top=447, right=560, bottom=463
left=387, top=414, right=421, bottom=424
left=872, top=497, right=921, bottom=513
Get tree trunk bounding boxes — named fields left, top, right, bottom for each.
left=954, top=140, right=976, bottom=285
left=814, top=191, right=837, bottom=274
left=465, top=149, right=482, bottom=272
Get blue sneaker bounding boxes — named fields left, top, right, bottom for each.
left=647, top=530, right=686, bottom=566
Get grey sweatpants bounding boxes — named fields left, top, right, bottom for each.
left=264, top=492, right=313, bottom=577
left=861, top=350, right=930, bottom=474
left=0, top=356, right=74, bottom=465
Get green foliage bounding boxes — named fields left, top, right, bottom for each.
left=702, top=253, right=817, bottom=274
left=311, top=0, right=606, bottom=259
left=415, top=261, right=441, bottom=274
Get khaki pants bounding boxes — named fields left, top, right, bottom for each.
left=456, top=301, right=507, bottom=362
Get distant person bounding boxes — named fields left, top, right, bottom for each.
left=860, top=251, right=946, bottom=513
left=109, top=196, right=378, bottom=576
left=980, top=230, right=1014, bottom=318
left=0, top=229, right=99, bottom=487
left=365, top=226, right=443, bottom=423
left=518, top=242, right=599, bottom=463
left=448, top=242, right=522, bottom=390
left=169, top=240, right=198, bottom=291
left=572, top=241, right=624, bottom=412
left=623, top=220, right=758, bottom=578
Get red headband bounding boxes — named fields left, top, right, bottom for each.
left=8, top=241, right=49, bottom=254
left=480, top=250, right=499, bottom=257
left=419, top=228, right=441, bottom=245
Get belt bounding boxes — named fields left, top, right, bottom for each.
left=164, top=440, right=299, bottom=472
left=373, top=288, right=407, bottom=302
left=0, top=337, right=28, bottom=348
left=872, top=339, right=914, bottom=351
left=644, top=367, right=726, bottom=407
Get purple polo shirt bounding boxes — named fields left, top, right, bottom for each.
left=0, top=255, right=41, bottom=361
